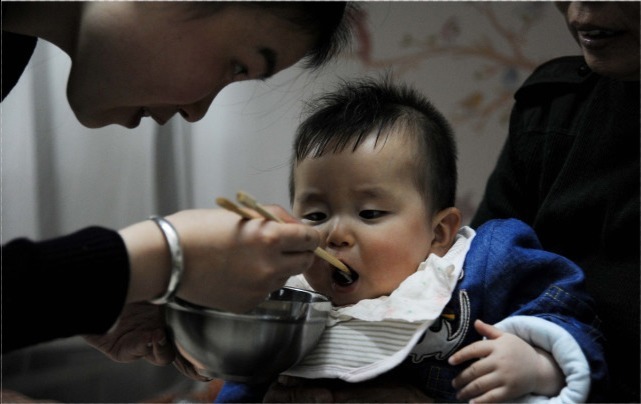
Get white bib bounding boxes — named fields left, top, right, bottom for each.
left=283, top=227, right=475, bottom=382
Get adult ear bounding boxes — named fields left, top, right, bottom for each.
left=430, top=207, right=462, bottom=257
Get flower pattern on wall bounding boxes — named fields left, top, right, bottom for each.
left=348, top=3, right=549, bottom=130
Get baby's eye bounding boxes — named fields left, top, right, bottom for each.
left=359, top=210, right=386, bottom=220
left=302, top=212, right=327, bottom=223
left=233, top=63, right=249, bottom=77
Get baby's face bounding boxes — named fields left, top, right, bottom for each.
left=292, top=131, right=436, bottom=306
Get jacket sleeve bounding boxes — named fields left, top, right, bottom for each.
left=495, top=316, right=590, bottom=403
left=2, top=227, right=130, bottom=352
left=469, top=219, right=608, bottom=402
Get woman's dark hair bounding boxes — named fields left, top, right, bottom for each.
left=187, top=2, right=358, bottom=69
left=290, top=75, right=458, bottom=213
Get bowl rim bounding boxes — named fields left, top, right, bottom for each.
left=166, top=286, right=331, bottom=320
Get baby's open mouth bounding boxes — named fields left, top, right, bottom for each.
left=332, top=264, right=359, bottom=286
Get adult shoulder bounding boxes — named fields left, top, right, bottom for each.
left=514, top=56, right=596, bottom=101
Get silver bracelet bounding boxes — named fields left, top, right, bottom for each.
left=148, top=216, right=184, bottom=305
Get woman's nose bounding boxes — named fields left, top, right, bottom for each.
left=179, top=94, right=215, bottom=123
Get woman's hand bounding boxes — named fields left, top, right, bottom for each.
left=120, top=207, right=321, bottom=313
left=84, top=302, right=212, bottom=382
left=83, top=302, right=174, bottom=365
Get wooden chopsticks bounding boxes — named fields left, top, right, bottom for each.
left=216, top=192, right=351, bottom=276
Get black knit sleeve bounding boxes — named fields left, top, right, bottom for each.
left=2, top=227, right=130, bottom=352
left=1, top=31, right=38, bottom=102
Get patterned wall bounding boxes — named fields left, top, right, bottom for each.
left=327, top=2, right=580, bottom=222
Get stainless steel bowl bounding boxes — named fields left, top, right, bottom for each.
left=165, top=287, right=331, bottom=384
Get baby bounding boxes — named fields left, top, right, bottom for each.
left=216, top=77, right=608, bottom=403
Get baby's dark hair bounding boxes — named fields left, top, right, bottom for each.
left=187, top=2, right=358, bottom=69
left=290, top=76, right=458, bottom=213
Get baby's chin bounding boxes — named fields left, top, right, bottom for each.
left=329, top=287, right=376, bottom=308
left=303, top=281, right=349, bottom=307
left=305, top=269, right=365, bottom=307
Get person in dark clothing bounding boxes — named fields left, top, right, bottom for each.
left=471, top=2, right=639, bottom=402
left=1, top=1, right=354, bottom=380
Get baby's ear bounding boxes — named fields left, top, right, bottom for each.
left=430, top=207, right=462, bottom=256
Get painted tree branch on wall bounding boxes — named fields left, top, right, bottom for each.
left=348, top=3, right=549, bottom=130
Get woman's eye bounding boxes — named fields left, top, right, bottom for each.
left=360, top=210, right=386, bottom=220
left=302, top=212, right=326, bottom=223
left=233, top=63, right=248, bottom=77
